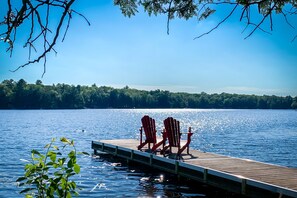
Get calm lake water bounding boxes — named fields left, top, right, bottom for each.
left=0, top=109, right=297, bottom=197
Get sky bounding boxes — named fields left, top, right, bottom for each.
left=1, top=1, right=297, bottom=96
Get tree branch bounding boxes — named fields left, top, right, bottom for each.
left=194, top=3, right=239, bottom=40
left=1, top=0, right=90, bottom=76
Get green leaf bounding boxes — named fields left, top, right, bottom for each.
left=54, top=171, right=63, bottom=177
left=54, top=177, right=62, bottom=184
left=73, top=164, right=80, bottom=174
left=31, top=149, right=40, bottom=155
left=58, top=158, right=66, bottom=166
left=68, top=150, right=76, bottom=158
left=53, top=146, right=59, bottom=150
left=46, top=162, right=54, bottom=166
left=16, top=177, right=26, bottom=182
left=57, top=188, right=64, bottom=197
left=68, top=181, right=76, bottom=189
left=20, top=188, right=35, bottom=194
left=25, top=194, right=33, bottom=198
left=61, top=178, right=67, bottom=189
left=67, top=173, right=76, bottom=177
left=44, top=143, right=51, bottom=148
left=60, top=137, right=71, bottom=144
left=53, top=163, right=59, bottom=168
left=199, top=7, right=216, bottom=21
left=42, top=175, right=49, bottom=180
left=47, top=186, right=55, bottom=197
left=78, top=151, right=90, bottom=156
left=48, top=152, right=57, bottom=162
left=67, top=159, right=74, bottom=168
left=66, top=191, right=72, bottom=198
left=43, top=167, right=50, bottom=171
left=25, top=164, right=33, bottom=170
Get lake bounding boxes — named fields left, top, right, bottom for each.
left=0, top=109, right=296, bottom=197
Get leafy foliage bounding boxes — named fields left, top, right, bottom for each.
left=115, top=0, right=297, bottom=40
left=16, top=137, right=86, bottom=198
left=0, top=79, right=296, bottom=109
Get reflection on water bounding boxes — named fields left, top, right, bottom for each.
left=93, top=155, right=211, bottom=198
left=0, top=109, right=296, bottom=197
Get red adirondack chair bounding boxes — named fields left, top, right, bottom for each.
left=163, top=117, right=193, bottom=158
left=138, top=115, right=166, bottom=152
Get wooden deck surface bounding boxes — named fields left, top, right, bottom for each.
left=99, top=139, right=297, bottom=192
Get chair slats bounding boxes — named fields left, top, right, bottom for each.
left=164, top=117, right=180, bottom=147
left=138, top=115, right=165, bottom=152
left=163, top=117, right=193, bottom=159
left=141, top=115, right=156, bottom=143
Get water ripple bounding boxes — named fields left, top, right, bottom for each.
left=0, top=109, right=296, bottom=197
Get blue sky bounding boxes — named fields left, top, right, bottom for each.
left=1, top=1, right=297, bottom=96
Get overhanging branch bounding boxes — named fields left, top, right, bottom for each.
left=1, top=0, right=90, bottom=76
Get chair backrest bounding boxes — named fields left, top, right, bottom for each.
left=141, top=115, right=157, bottom=143
left=164, top=117, right=180, bottom=147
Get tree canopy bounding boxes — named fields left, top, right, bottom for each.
left=1, top=0, right=296, bottom=73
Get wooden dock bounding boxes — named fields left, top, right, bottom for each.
left=92, top=139, right=297, bottom=198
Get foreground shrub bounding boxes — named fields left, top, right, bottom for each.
left=17, top=137, right=88, bottom=198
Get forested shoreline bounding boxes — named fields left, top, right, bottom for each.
left=0, top=79, right=296, bottom=109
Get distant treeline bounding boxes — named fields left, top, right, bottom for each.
left=0, top=79, right=296, bottom=109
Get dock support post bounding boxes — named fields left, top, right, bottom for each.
left=115, top=146, right=118, bottom=156
left=203, top=169, right=208, bottom=183
left=131, top=150, right=134, bottom=160
left=175, top=161, right=179, bottom=174
left=241, top=179, right=246, bottom=195
left=175, top=161, right=180, bottom=181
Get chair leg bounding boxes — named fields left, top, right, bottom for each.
left=138, top=142, right=147, bottom=150
left=161, top=145, right=169, bottom=155
left=152, top=138, right=166, bottom=153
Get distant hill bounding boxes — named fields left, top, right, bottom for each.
left=1, top=79, right=296, bottom=109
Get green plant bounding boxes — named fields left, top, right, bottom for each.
left=17, top=137, right=88, bottom=198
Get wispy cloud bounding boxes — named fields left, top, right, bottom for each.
left=215, top=86, right=296, bottom=96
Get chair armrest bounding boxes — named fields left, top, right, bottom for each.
left=181, top=132, right=193, bottom=134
